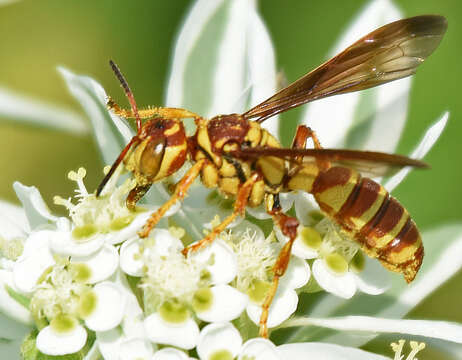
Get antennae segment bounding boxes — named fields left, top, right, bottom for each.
left=109, top=59, right=142, bottom=133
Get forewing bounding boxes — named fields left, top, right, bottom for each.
left=243, top=15, right=447, bottom=122
left=235, top=147, right=429, bottom=178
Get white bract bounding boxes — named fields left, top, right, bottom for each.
left=0, top=0, right=459, bottom=359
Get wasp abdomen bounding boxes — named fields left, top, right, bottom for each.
left=312, top=166, right=423, bottom=282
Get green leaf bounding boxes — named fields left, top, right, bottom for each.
left=4, top=284, right=30, bottom=309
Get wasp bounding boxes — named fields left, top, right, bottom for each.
left=96, top=15, right=447, bottom=337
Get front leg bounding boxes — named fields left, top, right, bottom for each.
left=138, top=159, right=207, bottom=238
left=182, top=172, right=262, bottom=256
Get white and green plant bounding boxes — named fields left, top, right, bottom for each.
left=0, top=0, right=460, bottom=359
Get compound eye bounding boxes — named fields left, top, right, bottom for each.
left=140, top=137, right=166, bottom=179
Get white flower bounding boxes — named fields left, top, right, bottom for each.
left=197, top=322, right=280, bottom=360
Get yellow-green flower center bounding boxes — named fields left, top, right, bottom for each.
left=247, top=279, right=271, bottom=304
left=50, top=314, right=77, bottom=333
left=72, top=224, right=98, bottom=241
left=109, top=215, right=135, bottom=231
left=70, top=263, right=92, bottom=283
left=209, top=349, right=233, bottom=360
left=325, top=253, right=348, bottom=274
left=78, top=290, right=97, bottom=319
left=158, top=299, right=190, bottom=323
left=192, top=287, right=213, bottom=312
left=299, top=226, right=322, bottom=249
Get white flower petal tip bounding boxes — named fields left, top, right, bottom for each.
left=152, top=348, right=190, bottom=360
left=312, top=259, right=356, bottom=299
left=84, top=282, right=126, bottom=332
left=191, top=239, right=237, bottom=285
left=385, top=111, right=449, bottom=192
left=353, top=257, right=391, bottom=295
left=36, top=324, right=87, bottom=356
left=0, top=199, right=28, bottom=238
left=107, top=210, right=152, bottom=245
left=119, top=337, right=153, bottom=360
left=0, top=270, right=32, bottom=324
left=247, top=288, right=298, bottom=328
left=144, top=313, right=199, bottom=350
left=49, top=230, right=105, bottom=257
left=277, top=342, right=390, bottom=360
left=239, top=338, right=280, bottom=360
left=280, top=256, right=310, bottom=290
left=13, top=242, right=55, bottom=294
left=197, top=322, right=242, bottom=360
left=195, top=285, right=248, bottom=322
left=120, top=238, right=145, bottom=276
left=71, top=244, right=119, bottom=283
left=13, top=182, right=58, bottom=229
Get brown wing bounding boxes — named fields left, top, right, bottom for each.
left=243, top=15, right=447, bottom=123
left=234, top=147, right=429, bottom=177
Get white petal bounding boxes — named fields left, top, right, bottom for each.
left=0, top=199, right=29, bottom=238
left=120, top=238, right=144, bottom=277
left=144, top=313, right=199, bottom=350
left=274, top=225, right=319, bottom=260
left=353, top=257, right=390, bottom=295
left=277, top=342, right=389, bottom=360
left=197, top=322, right=242, bottom=360
left=153, top=348, right=190, bottom=360
left=300, top=0, right=404, bottom=151
left=0, top=86, right=87, bottom=134
left=294, top=192, right=320, bottom=226
left=13, top=182, right=57, bottom=230
left=165, top=0, right=227, bottom=110
left=84, top=282, right=126, bottom=332
left=385, top=112, right=449, bottom=192
left=279, top=256, right=310, bottom=290
left=21, top=229, right=51, bottom=257
left=150, top=228, right=184, bottom=256
left=0, top=270, right=32, bottom=324
left=58, top=67, right=132, bottom=165
left=247, top=287, right=298, bottom=328
left=13, top=242, right=55, bottom=294
left=49, top=230, right=105, bottom=257
left=96, top=327, right=124, bottom=360
left=312, top=259, right=356, bottom=299
left=195, top=285, right=248, bottom=322
left=119, top=337, right=153, bottom=360
left=290, top=316, right=462, bottom=344
left=191, top=239, right=237, bottom=285
left=105, top=211, right=152, bottom=245
left=71, top=244, right=119, bottom=284
left=239, top=338, right=280, bottom=360
left=36, top=324, right=87, bottom=356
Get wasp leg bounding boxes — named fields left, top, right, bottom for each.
left=291, top=124, right=329, bottom=170
left=126, top=183, right=152, bottom=211
left=138, top=159, right=208, bottom=239
left=182, top=173, right=262, bottom=257
left=259, top=196, right=300, bottom=338
left=107, top=97, right=202, bottom=120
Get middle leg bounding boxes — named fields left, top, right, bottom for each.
left=259, top=195, right=300, bottom=338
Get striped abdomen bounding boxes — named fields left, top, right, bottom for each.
left=311, top=166, right=423, bottom=283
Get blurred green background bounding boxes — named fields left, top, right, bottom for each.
left=0, top=0, right=460, bottom=358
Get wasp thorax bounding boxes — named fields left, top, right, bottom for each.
left=126, top=118, right=188, bottom=183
